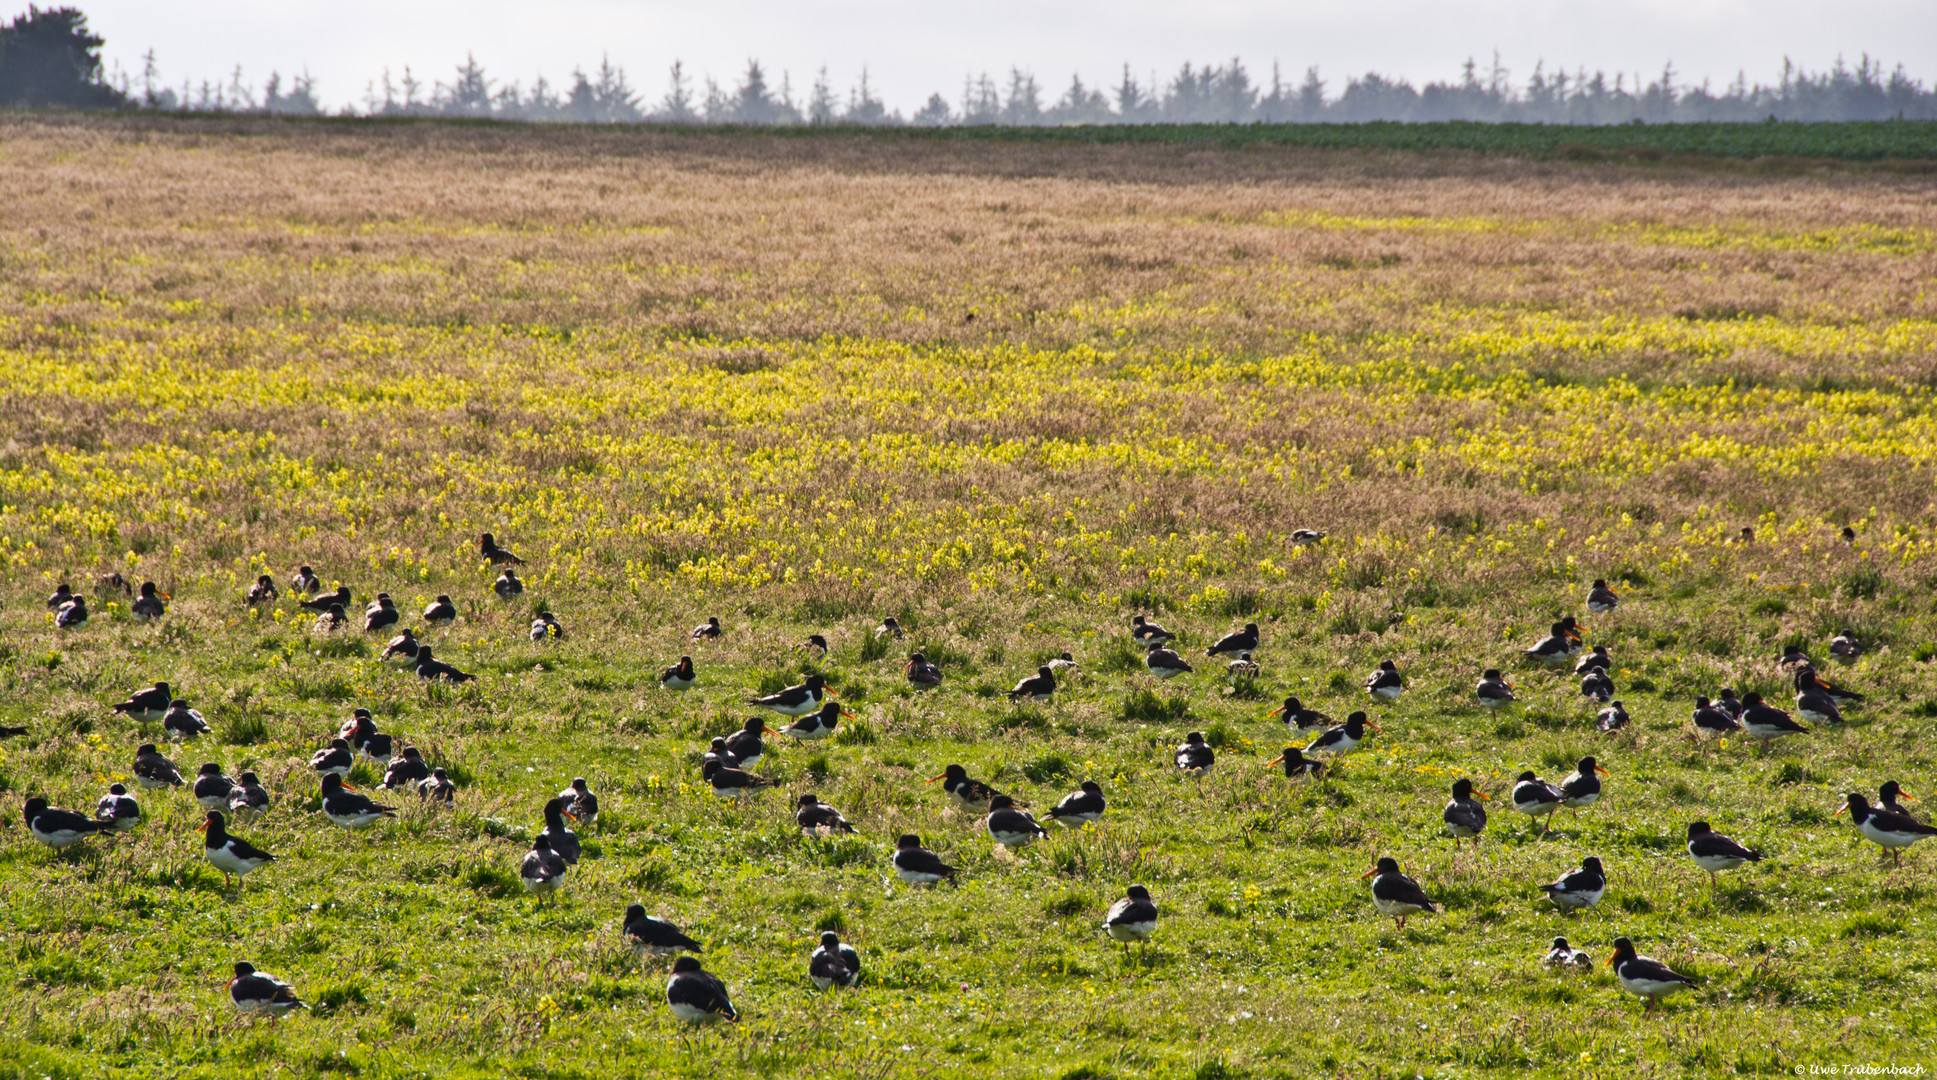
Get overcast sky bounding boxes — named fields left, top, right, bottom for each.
left=75, top=0, right=1937, bottom=111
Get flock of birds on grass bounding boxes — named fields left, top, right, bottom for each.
left=18, top=528, right=1936, bottom=1021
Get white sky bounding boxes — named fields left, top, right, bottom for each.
left=76, top=0, right=1937, bottom=112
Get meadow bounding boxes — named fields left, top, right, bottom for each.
left=1, top=114, right=1936, bottom=1079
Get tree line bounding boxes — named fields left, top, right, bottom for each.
left=5, top=6, right=1936, bottom=124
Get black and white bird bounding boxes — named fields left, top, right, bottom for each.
left=1103, top=884, right=1158, bottom=949
left=665, top=956, right=737, bottom=1023
left=1608, top=937, right=1697, bottom=1013
left=380, top=628, right=421, bottom=664
left=1044, top=780, right=1107, bottom=828
left=1046, top=652, right=1080, bottom=672
left=54, top=595, right=87, bottom=628
left=228, top=771, right=271, bottom=818
left=246, top=575, right=280, bottom=606
left=985, top=794, right=1049, bottom=849
left=540, top=797, right=580, bottom=863
left=300, top=586, right=351, bottom=614
left=1838, top=793, right=1937, bottom=867
left=1291, top=528, right=1326, bottom=546
left=228, top=961, right=306, bottom=1016
left=1740, top=692, right=1809, bottom=749
left=1476, top=669, right=1517, bottom=710
left=380, top=747, right=430, bottom=791
left=414, top=646, right=473, bottom=683
left=1685, top=821, right=1762, bottom=884
left=163, top=699, right=209, bottom=742
left=418, top=767, right=457, bottom=803
left=527, top=610, right=564, bottom=640
left=794, top=633, right=829, bottom=657
left=338, top=709, right=383, bottom=754
left=1306, top=712, right=1378, bottom=759
left=560, top=778, right=598, bottom=827
left=1794, top=667, right=1854, bottom=724
left=659, top=655, right=696, bottom=691
left=319, top=773, right=398, bottom=829
left=1573, top=645, right=1612, bottom=675
left=313, top=603, right=348, bottom=632
left=1545, top=937, right=1593, bottom=969
left=1878, top=781, right=1919, bottom=820
left=94, top=783, right=142, bottom=832
left=929, top=764, right=1002, bottom=811
left=1596, top=700, right=1630, bottom=733
left=703, top=737, right=741, bottom=771
left=773, top=701, right=849, bottom=741
left=193, top=763, right=238, bottom=809
left=480, top=533, right=523, bottom=565
left=1365, top=660, right=1405, bottom=702
left=874, top=616, right=903, bottom=639
left=23, top=797, right=108, bottom=849
left=1525, top=621, right=1578, bottom=666
left=1362, top=857, right=1438, bottom=930
left=809, top=931, right=861, bottom=989
left=1206, top=622, right=1259, bottom=657
left=1443, top=778, right=1489, bottom=846
left=1270, top=696, right=1333, bottom=738
left=1559, top=756, right=1609, bottom=816
left=624, top=905, right=703, bottom=957
left=892, top=833, right=957, bottom=887
left=309, top=738, right=355, bottom=779
left=1586, top=578, right=1620, bottom=613
left=794, top=793, right=856, bottom=833
left=700, top=758, right=773, bottom=799
left=422, top=594, right=457, bottom=626
left=1777, top=644, right=1815, bottom=672
left=363, top=593, right=399, bottom=633
left=1130, top=614, right=1173, bottom=646
left=201, top=810, right=276, bottom=887
left=691, top=616, right=723, bottom=643
left=1829, top=629, right=1863, bottom=661
left=1714, top=688, right=1744, bottom=721
left=1175, top=732, right=1215, bottom=780
left=1541, top=856, right=1607, bottom=912
left=493, top=568, right=523, bottom=600
left=112, top=681, right=173, bottom=722
left=722, top=717, right=773, bottom=769
left=290, top=565, right=321, bottom=594
left=1145, top=643, right=1194, bottom=680
left=905, top=652, right=944, bottom=688
left=1267, top=745, right=1327, bottom=782
left=1511, top=771, right=1566, bottom=834
left=748, top=674, right=829, bottom=717
left=520, top=835, right=569, bottom=900
left=1692, top=696, right=1743, bottom=742
left=1798, top=664, right=1863, bottom=705
left=47, top=582, right=74, bottom=610
left=1580, top=669, right=1615, bottom=703
left=133, top=743, right=185, bottom=790
left=132, top=580, right=168, bottom=620
left=1007, top=666, right=1056, bottom=702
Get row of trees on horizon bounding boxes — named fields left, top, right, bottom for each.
left=6, top=6, right=1937, bottom=125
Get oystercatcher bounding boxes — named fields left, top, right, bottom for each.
left=363, top=594, right=399, bottom=633
left=1476, top=669, right=1517, bottom=710
left=201, top=810, right=275, bottom=887
left=228, top=771, right=271, bottom=818
left=300, top=586, right=351, bottom=614
left=749, top=674, right=828, bottom=717
left=1714, top=688, right=1744, bottom=721
left=701, top=758, right=773, bottom=799
left=1007, top=666, right=1056, bottom=702
left=560, top=778, right=598, bottom=827
left=1291, top=528, right=1326, bottom=546
left=193, top=763, right=238, bottom=809
left=1104, top=884, right=1158, bottom=949
left=1740, top=693, right=1809, bottom=749
left=1270, top=696, right=1333, bottom=738
left=1837, top=793, right=1937, bottom=866
left=1545, top=937, right=1593, bottom=969
left=795, top=634, right=829, bottom=658
left=1306, top=712, right=1378, bottom=758
left=1608, top=937, right=1696, bottom=1013
left=875, top=617, right=903, bottom=639
left=1268, top=746, right=1327, bottom=782
left=1130, top=615, right=1173, bottom=646
left=380, top=628, right=420, bottom=663
left=930, top=764, right=1001, bottom=811
left=985, top=794, right=1049, bottom=849
left=1145, top=643, right=1194, bottom=680
left=94, top=783, right=142, bottom=832
left=1175, top=732, right=1215, bottom=782
left=1879, top=781, right=1918, bottom=820
left=415, top=647, right=473, bottom=683
left=1842, top=525, right=1857, bottom=545
left=112, top=681, right=173, bottom=722
left=1541, top=856, right=1607, bottom=912
left=309, top=739, right=354, bottom=778
left=313, top=603, right=348, bottom=633
left=1685, top=821, right=1761, bottom=884
left=1362, top=857, right=1437, bottom=929
left=1511, top=771, right=1565, bottom=835
left=1044, top=780, right=1106, bottom=828
left=773, top=701, right=849, bottom=741
left=1586, top=579, right=1620, bottom=613
left=419, top=767, right=457, bottom=803
left=1207, top=623, right=1260, bottom=657
left=1559, top=756, right=1609, bottom=816
left=1799, top=664, right=1863, bottom=704
left=520, top=835, right=569, bottom=900
left=1443, top=778, right=1488, bottom=846
left=665, top=956, right=737, bottom=1023
left=723, top=717, right=773, bottom=768
left=1777, top=644, right=1814, bottom=672
left=1596, top=700, right=1630, bottom=733
left=23, top=796, right=108, bottom=849
left=480, top=533, right=523, bottom=566
left=794, top=793, right=855, bottom=833
left=228, top=962, right=306, bottom=1015
left=1047, top=652, right=1080, bottom=672
left=624, top=905, right=703, bottom=957
left=892, top=833, right=957, bottom=887
left=133, top=743, right=185, bottom=789
left=290, top=566, right=320, bottom=594
left=810, top=931, right=861, bottom=989
left=342, top=711, right=393, bottom=762
left=1525, top=621, right=1577, bottom=667
left=1573, top=645, right=1611, bottom=675
left=905, top=652, right=944, bottom=689
left=422, top=595, right=457, bottom=625
left=691, top=616, right=722, bottom=643
left=1225, top=653, right=1261, bottom=680
left=319, top=773, right=398, bottom=829
left=1829, top=629, right=1862, bottom=661
left=1580, top=670, right=1615, bottom=703
left=1692, top=697, right=1742, bottom=742
left=703, top=737, right=741, bottom=771
left=536, top=614, right=569, bottom=646
left=659, top=655, right=697, bottom=691
left=246, top=575, right=279, bottom=606
left=541, top=797, right=580, bottom=863
left=381, top=747, right=429, bottom=791
left=1365, top=660, right=1405, bottom=701
left=132, top=581, right=168, bottom=620
left=47, top=582, right=74, bottom=610
left=1794, top=667, right=1855, bottom=723
left=53, top=596, right=87, bottom=628
left=492, top=569, right=522, bottom=600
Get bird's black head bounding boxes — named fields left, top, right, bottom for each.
left=572, top=778, right=588, bottom=792
left=671, top=956, right=703, bottom=974
left=320, top=773, right=346, bottom=792
left=743, top=717, right=766, bottom=733
left=1880, top=780, right=1904, bottom=802
left=624, top=903, right=645, bottom=920
left=233, top=961, right=257, bottom=977
left=136, top=743, right=157, bottom=755
left=1686, top=821, right=1711, bottom=838
left=1380, top=660, right=1396, bottom=671
left=401, top=747, right=422, bottom=760
left=436, top=595, right=453, bottom=604
left=203, top=809, right=226, bottom=828
left=942, top=764, right=966, bottom=779
left=1081, top=780, right=1102, bottom=794
left=1592, top=578, right=1607, bottom=588
left=532, top=834, right=553, bottom=852
left=677, top=656, right=692, bottom=668
left=331, top=738, right=350, bottom=751
left=1610, top=936, right=1636, bottom=958
left=1575, top=756, right=1598, bottom=773
left=23, top=796, right=48, bottom=816
left=1126, top=884, right=1151, bottom=901
left=988, top=794, right=1015, bottom=810
left=544, top=797, right=572, bottom=818
left=198, top=763, right=223, bottom=776
left=257, top=575, right=272, bottom=585
left=1244, top=622, right=1259, bottom=633
left=140, top=581, right=157, bottom=596
left=908, top=652, right=927, bottom=664
left=1609, top=700, right=1624, bottom=709
left=1131, top=615, right=1146, bottom=626
left=417, top=646, right=435, bottom=662
left=431, top=767, right=448, bottom=779
left=707, top=616, right=720, bottom=628
left=1345, top=712, right=1369, bottom=731
left=1373, top=856, right=1400, bottom=875
left=170, top=699, right=190, bottom=709
left=1037, top=666, right=1053, bottom=677
left=109, top=783, right=127, bottom=795
left=1742, top=692, right=1763, bottom=706
left=1581, top=856, right=1604, bottom=873
left=1059, top=652, right=1073, bottom=661
left=1552, top=936, right=1571, bottom=950
left=820, top=931, right=841, bottom=947
left=1451, top=777, right=1473, bottom=798
left=353, top=707, right=372, bottom=720
left=1281, top=696, right=1302, bottom=711
left=1845, top=792, right=1870, bottom=810
left=1482, top=668, right=1501, bottom=679
left=1516, top=770, right=1539, bottom=782
left=709, top=737, right=729, bottom=750
left=896, top=833, right=923, bottom=849
left=701, top=759, right=722, bottom=778
left=798, top=793, right=820, bottom=806
left=1694, top=696, right=1711, bottom=708
left=803, top=674, right=825, bottom=689
left=1184, top=731, right=1205, bottom=744
left=326, top=603, right=344, bottom=615
left=237, top=772, right=257, bottom=784
left=481, top=533, right=495, bottom=546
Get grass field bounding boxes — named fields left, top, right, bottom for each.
left=2, top=115, right=1936, bottom=1079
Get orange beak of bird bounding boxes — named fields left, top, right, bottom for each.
left=927, top=773, right=946, bottom=783
left=198, top=819, right=209, bottom=833
left=1266, top=755, right=1285, bottom=767
left=564, top=811, right=578, bottom=821
left=840, top=710, right=858, bottom=721
left=1359, top=867, right=1380, bottom=880
left=1596, top=765, right=1611, bottom=777
left=1266, top=705, right=1285, bottom=719
left=1606, top=954, right=1617, bottom=969
left=1370, top=722, right=1385, bottom=734
left=1833, top=803, right=1848, bottom=817
left=1901, top=790, right=1917, bottom=803
left=1475, top=790, right=1491, bottom=801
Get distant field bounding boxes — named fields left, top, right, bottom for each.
left=1, top=116, right=1936, bottom=1079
